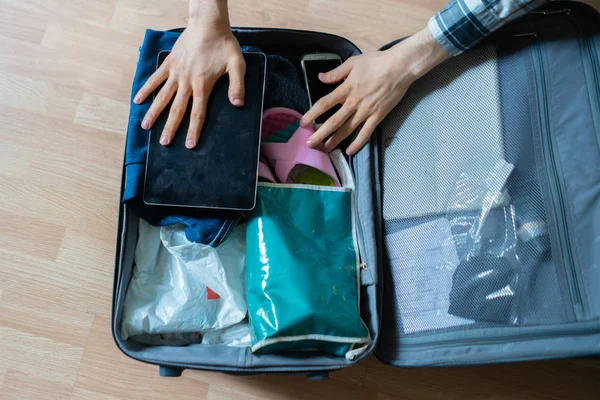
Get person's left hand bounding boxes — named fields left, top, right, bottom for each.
left=301, top=28, right=448, bottom=155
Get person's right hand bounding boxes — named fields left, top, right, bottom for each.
left=134, top=22, right=245, bottom=149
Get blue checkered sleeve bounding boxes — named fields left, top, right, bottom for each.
left=428, top=0, right=547, bottom=56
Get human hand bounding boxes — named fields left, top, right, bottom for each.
left=134, top=22, right=245, bottom=149
left=301, top=28, right=448, bottom=155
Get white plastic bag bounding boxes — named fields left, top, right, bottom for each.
left=120, top=220, right=247, bottom=340
left=200, top=322, right=251, bottom=347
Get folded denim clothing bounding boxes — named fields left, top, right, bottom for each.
left=123, top=29, right=240, bottom=245
left=128, top=197, right=240, bottom=247
left=241, top=45, right=309, bottom=113
left=246, top=183, right=370, bottom=359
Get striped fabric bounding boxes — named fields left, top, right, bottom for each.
left=428, top=0, right=548, bottom=56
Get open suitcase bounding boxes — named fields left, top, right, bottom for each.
left=113, top=1, right=600, bottom=378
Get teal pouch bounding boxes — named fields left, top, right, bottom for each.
left=246, top=183, right=371, bottom=359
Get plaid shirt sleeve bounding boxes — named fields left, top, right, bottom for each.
left=428, top=0, right=548, bottom=56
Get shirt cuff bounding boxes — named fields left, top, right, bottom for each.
left=428, top=13, right=464, bottom=57
left=428, top=0, right=547, bottom=57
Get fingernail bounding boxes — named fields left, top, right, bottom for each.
left=141, top=119, right=150, bottom=129
left=346, top=148, right=354, bottom=156
left=300, top=119, right=308, bottom=127
left=306, top=139, right=314, bottom=148
left=318, top=73, right=326, bottom=80
left=232, top=98, right=243, bottom=106
left=186, top=139, right=195, bottom=148
left=133, top=95, right=141, bottom=104
left=160, top=136, right=168, bottom=145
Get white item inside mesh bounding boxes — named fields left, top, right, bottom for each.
left=385, top=218, right=474, bottom=334
left=380, top=46, right=507, bottom=220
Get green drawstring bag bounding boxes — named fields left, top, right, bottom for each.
left=246, top=183, right=371, bottom=359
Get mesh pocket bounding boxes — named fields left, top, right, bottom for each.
left=379, top=46, right=571, bottom=338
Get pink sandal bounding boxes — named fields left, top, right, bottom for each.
left=260, top=108, right=341, bottom=186
left=257, top=159, right=277, bottom=183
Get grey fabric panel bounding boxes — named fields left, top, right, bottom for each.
left=380, top=46, right=506, bottom=220
left=350, top=124, right=383, bottom=357
left=377, top=43, right=568, bottom=340
left=377, top=330, right=600, bottom=366
left=498, top=44, right=571, bottom=324
left=376, top=317, right=600, bottom=366
left=375, top=6, right=600, bottom=365
left=353, top=135, right=379, bottom=286
left=542, top=35, right=600, bottom=319
left=113, top=204, right=137, bottom=335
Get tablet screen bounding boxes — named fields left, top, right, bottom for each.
left=144, top=51, right=266, bottom=210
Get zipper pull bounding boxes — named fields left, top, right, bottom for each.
left=513, top=33, right=537, bottom=38
left=531, top=8, right=571, bottom=16
left=360, top=262, right=368, bottom=271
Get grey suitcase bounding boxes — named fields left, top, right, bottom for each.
left=112, top=1, right=600, bottom=377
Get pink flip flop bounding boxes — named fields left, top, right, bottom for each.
left=260, top=108, right=341, bottom=186
left=257, top=159, right=277, bottom=183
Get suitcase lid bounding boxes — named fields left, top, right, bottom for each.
left=369, top=1, right=600, bottom=366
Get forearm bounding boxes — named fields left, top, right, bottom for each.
left=388, top=27, right=449, bottom=81
left=188, top=0, right=230, bottom=29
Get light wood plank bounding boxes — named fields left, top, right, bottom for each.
left=0, top=370, right=74, bottom=400
left=0, top=1, right=599, bottom=399
left=75, top=316, right=210, bottom=400
left=74, top=92, right=130, bottom=135
left=70, top=387, right=122, bottom=400
left=0, top=2, right=48, bottom=44
left=0, top=327, right=84, bottom=385
left=0, top=71, right=82, bottom=121
left=0, top=286, right=95, bottom=348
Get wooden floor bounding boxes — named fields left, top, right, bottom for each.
left=1, top=0, right=600, bottom=398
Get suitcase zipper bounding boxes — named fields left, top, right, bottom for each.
left=349, top=154, right=373, bottom=283
left=387, top=319, right=600, bottom=351
left=531, top=42, right=584, bottom=315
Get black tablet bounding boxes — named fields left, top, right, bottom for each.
left=143, top=51, right=266, bottom=210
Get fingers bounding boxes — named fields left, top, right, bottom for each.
left=186, top=84, right=212, bottom=149
left=301, top=86, right=345, bottom=128
left=160, top=86, right=192, bottom=145
left=319, top=57, right=354, bottom=84
left=323, top=113, right=363, bottom=153
left=227, top=56, right=246, bottom=107
left=134, top=61, right=169, bottom=105
left=141, top=79, right=177, bottom=130
left=346, top=116, right=380, bottom=155
left=306, top=104, right=354, bottom=148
